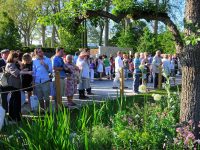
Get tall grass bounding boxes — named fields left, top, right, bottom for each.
left=0, top=85, right=181, bottom=149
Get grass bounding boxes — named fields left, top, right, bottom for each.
left=0, top=85, right=181, bottom=149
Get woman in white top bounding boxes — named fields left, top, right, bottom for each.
left=162, top=54, right=171, bottom=79
left=97, top=56, right=104, bottom=80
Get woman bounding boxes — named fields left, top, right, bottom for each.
left=97, top=56, right=103, bottom=80
left=21, top=53, right=33, bottom=108
left=5, top=51, right=32, bottom=121
left=64, top=55, right=78, bottom=106
left=141, top=52, right=149, bottom=85
left=123, top=54, right=129, bottom=80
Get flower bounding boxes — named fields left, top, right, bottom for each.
left=188, top=120, right=193, bottom=126
left=176, top=127, right=182, bottom=133
left=135, top=114, right=140, bottom=118
left=194, top=139, right=200, bottom=144
left=152, top=94, right=162, bottom=101
left=139, top=84, right=147, bottom=93
left=139, top=65, right=145, bottom=71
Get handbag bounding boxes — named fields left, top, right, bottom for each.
left=0, top=67, right=9, bottom=87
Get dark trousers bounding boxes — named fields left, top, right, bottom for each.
left=133, top=74, right=140, bottom=93
left=154, top=73, right=159, bottom=88
left=1, top=86, right=13, bottom=113
left=9, top=87, right=21, bottom=121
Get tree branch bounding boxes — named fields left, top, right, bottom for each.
left=73, top=9, right=184, bottom=53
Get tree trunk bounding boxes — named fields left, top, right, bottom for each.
left=104, top=18, right=109, bottom=46
left=125, top=18, right=131, bottom=29
left=84, top=20, right=87, bottom=48
left=41, top=25, right=46, bottom=47
left=99, top=25, right=104, bottom=46
left=23, top=35, right=27, bottom=47
left=51, top=25, right=56, bottom=48
left=180, top=0, right=200, bottom=138
left=104, top=0, right=110, bottom=46
left=154, top=0, right=159, bottom=49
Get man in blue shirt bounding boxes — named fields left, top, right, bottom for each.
left=33, top=48, right=52, bottom=110
left=53, top=48, right=66, bottom=98
left=133, top=52, right=141, bottom=94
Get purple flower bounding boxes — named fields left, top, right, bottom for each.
left=188, top=120, right=193, bottom=126
left=187, top=132, right=195, bottom=140
left=176, top=127, right=182, bottom=133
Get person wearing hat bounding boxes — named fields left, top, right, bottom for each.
left=76, top=51, right=90, bottom=99
left=0, top=49, right=10, bottom=112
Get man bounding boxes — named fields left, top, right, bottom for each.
left=113, top=51, right=123, bottom=89
left=84, top=48, right=94, bottom=95
left=52, top=48, right=66, bottom=98
left=76, top=51, right=90, bottom=99
left=33, top=48, right=52, bottom=110
left=133, top=52, right=141, bottom=94
left=0, top=49, right=10, bottom=112
left=152, top=50, right=162, bottom=88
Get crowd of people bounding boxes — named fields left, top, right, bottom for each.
left=0, top=48, right=181, bottom=122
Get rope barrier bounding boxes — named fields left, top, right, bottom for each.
left=0, top=79, right=52, bottom=94
left=0, top=65, right=181, bottom=94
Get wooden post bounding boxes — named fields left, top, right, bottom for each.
left=158, top=66, right=162, bottom=89
left=55, top=71, right=62, bottom=110
left=119, top=68, right=124, bottom=97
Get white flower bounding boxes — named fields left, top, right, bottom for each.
left=139, top=65, right=145, bottom=71
left=135, top=114, right=140, bottom=118
left=139, top=84, right=147, bottom=93
left=152, top=94, right=162, bottom=101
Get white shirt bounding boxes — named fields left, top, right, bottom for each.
left=76, top=57, right=90, bottom=78
left=115, top=56, right=123, bottom=72
left=162, top=58, right=171, bottom=76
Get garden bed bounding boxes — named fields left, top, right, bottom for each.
left=0, top=86, right=187, bottom=149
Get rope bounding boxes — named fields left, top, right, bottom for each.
left=0, top=79, right=52, bottom=94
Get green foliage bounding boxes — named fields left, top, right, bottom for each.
left=58, top=27, right=81, bottom=53
left=112, top=0, right=169, bottom=15
left=137, top=27, right=176, bottom=54
left=110, top=21, right=147, bottom=51
left=157, top=30, right=176, bottom=54
left=1, top=83, right=182, bottom=149
left=91, top=124, right=112, bottom=149
left=0, top=12, right=21, bottom=50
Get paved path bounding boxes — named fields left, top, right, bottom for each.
left=21, top=75, right=182, bottom=114
left=72, top=75, right=181, bottom=103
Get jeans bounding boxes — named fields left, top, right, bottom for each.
left=133, top=74, right=140, bottom=93
left=90, top=69, right=94, bottom=82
